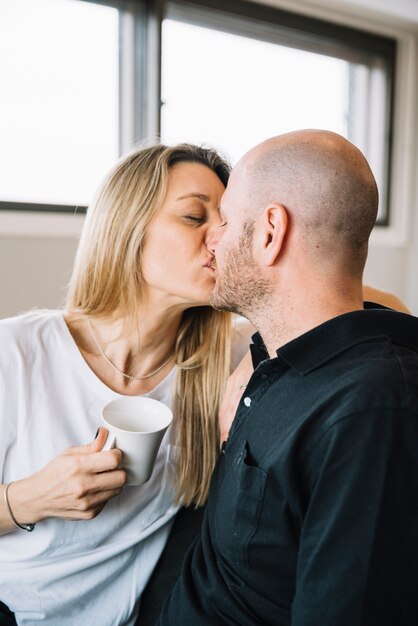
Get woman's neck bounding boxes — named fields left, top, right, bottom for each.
left=65, top=298, right=186, bottom=396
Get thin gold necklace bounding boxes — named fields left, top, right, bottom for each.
left=87, top=319, right=174, bottom=381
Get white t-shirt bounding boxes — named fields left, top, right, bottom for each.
left=0, top=310, right=252, bottom=626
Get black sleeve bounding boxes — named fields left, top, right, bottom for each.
left=0, top=601, right=17, bottom=626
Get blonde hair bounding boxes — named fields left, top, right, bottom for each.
left=66, top=144, right=233, bottom=506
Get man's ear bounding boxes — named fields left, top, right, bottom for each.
left=257, top=203, right=288, bottom=266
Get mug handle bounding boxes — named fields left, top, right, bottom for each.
left=101, top=432, right=116, bottom=452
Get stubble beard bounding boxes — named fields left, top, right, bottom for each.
left=210, top=221, right=271, bottom=318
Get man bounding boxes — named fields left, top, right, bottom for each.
left=157, top=130, right=418, bottom=625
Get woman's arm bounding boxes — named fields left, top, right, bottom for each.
left=363, top=285, right=410, bottom=313
left=219, top=351, right=254, bottom=446
left=0, top=429, right=126, bottom=535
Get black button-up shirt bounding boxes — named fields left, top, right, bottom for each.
left=158, top=306, right=418, bottom=625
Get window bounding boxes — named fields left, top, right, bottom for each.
left=0, top=0, right=119, bottom=210
left=162, top=20, right=349, bottom=162
left=0, top=0, right=396, bottom=224
left=161, top=1, right=396, bottom=223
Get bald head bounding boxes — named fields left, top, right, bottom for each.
left=237, top=130, right=378, bottom=275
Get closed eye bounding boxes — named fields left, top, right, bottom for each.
left=184, top=215, right=205, bottom=224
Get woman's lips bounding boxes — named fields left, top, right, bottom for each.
left=203, top=257, right=216, bottom=272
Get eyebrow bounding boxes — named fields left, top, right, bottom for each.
left=175, top=193, right=211, bottom=202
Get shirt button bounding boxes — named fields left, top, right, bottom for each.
left=244, top=397, right=251, bottom=407
left=261, top=373, right=267, bottom=379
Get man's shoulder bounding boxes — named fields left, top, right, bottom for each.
left=311, top=309, right=418, bottom=402
left=255, top=328, right=418, bottom=450
left=311, top=335, right=418, bottom=421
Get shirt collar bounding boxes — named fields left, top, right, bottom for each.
left=250, top=303, right=418, bottom=376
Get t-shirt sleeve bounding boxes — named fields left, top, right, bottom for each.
left=292, top=408, right=418, bottom=626
left=231, top=316, right=254, bottom=369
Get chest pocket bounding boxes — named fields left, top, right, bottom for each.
left=214, top=439, right=268, bottom=569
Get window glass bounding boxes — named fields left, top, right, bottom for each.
left=0, top=0, right=119, bottom=206
left=161, top=15, right=392, bottom=221
left=162, top=20, right=349, bottom=164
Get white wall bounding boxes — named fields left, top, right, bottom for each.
left=364, top=29, right=418, bottom=313
left=0, top=212, right=84, bottom=319
left=1, top=0, right=417, bottom=318
left=0, top=235, right=77, bottom=319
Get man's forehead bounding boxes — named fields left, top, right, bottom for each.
left=220, top=179, right=249, bottom=220
left=233, top=151, right=255, bottom=176
left=227, top=156, right=252, bottom=192
left=219, top=184, right=240, bottom=219
left=221, top=145, right=267, bottom=213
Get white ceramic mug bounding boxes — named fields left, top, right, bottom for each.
left=101, top=396, right=173, bottom=486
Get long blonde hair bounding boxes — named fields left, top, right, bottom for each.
left=66, top=144, right=233, bottom=506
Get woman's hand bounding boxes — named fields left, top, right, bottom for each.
left=219, top=351, right=254, bottom=446
left=4, top=428, right=127, bottom=529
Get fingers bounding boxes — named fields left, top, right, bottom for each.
left=67, top=469, right=127, bottom=503
left=61, top=488, right=124, bottom=520
left=94, top=427, right=109, bottom=451
left=28, top=430, right=128, bottom=523
left=50, top=468, right=127, bottom=519
left=64, top=428, right=123, bottom=473
left=90, top=468, right=127, bottom=493
left=90, top=487, right=124, bottom=507
left=66, top=427, right=109, bottom=456
left=88, top=449, right=124, bottom=474
left=64, top=450, right=125, bottom=482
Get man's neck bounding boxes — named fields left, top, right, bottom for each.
left=247, top=286, right=364, bottom=358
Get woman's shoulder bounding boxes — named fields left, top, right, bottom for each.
left=232, top=315, right=254, bottom=339
left=231, top=316, right=255, bottom=368
left=0, top=309, right=62, bottom=345
left=363, top=285, right=410, bottom=314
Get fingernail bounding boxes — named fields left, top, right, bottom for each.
left=95, top=427, right=101, bottom=439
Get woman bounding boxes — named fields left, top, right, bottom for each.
left=0, top=144, right=252, bottom=626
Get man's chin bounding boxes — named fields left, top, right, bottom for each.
left=210, top=286, right=225, bottom=310
left=209, top=290, right=224, bottom=311
left=210, top=288, right=239, bottom=313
